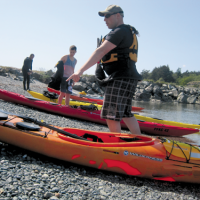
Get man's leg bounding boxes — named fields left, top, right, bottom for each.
left=27, top=74, right=30, bottom=90
left=106, top=119, right=121, bottom=133
left=65, top=93, right=71, bottom=106
left=123, top=116, right=141, bottom=135
left=58, top=92, right=65, bottom=104
left=23, top=73, right=27, bottom=90
left=64, top=78, right=73, bottom=106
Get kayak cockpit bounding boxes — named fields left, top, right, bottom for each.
left=58, top=128, right=155, bottom=147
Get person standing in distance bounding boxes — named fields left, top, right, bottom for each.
left=67, top=5, right=142, bottom=135
left=58, top=45, right=77, bottom=106
left=22, top=54, right=34, bottom=90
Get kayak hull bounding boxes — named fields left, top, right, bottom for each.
left=0, top=89, right=198, bottom=137
left=0, top=114, right=200, bottom=184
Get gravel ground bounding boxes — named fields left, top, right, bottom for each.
left=0, top=76, right=200, bottom=200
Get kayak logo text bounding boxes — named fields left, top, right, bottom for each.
left=124, top=151, right=163, bottom=162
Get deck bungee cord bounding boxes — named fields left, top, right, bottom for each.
left=160, top=137, right=200, bottom=165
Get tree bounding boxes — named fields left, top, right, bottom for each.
left=141, top=69, right=150, bottom=79
left=150, top=65, right=175, bottom=82
left=176, top=68, right=182, bottom=78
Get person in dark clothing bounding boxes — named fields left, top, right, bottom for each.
left=22, top=54, right=34, bottom=90
left=66, top=5, right=142, bottom=135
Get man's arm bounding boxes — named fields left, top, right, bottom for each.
left=67, top=40, right=116, bottom=82
left=55, top=55, right=67, bottom=68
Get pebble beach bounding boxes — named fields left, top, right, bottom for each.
left=0, top=76, right=200, bottom=200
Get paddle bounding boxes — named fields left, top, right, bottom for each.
left=0, top=110, right=88, bottom=141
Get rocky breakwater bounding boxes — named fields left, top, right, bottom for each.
left=73, top=77, right=200, bottom=105
left=134, top=81, right=200, bottom=104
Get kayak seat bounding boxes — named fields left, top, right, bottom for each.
left=82, top=133, right=103, bottom=143
left=43, top=90, right=59, bottom=99
left=0, top=112, right=8, bottom=120
left=16, top=122, right=41, bottom=131
left=80, top=105, right=98, bottom=111
left=120, top=137, right=141, bottom=142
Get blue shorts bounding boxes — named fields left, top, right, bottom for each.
left=60, top=77, right=73, bottom=94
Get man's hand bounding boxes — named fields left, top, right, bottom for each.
left=66, top=70, right=83, bottom=82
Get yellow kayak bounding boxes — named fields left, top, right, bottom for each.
left=28, top=91, right=200, bottom=130
left=134, top=115, right=200, bottom=129
left=28, top=90, right=102, bottom=110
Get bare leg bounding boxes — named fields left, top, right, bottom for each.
left=106, top=119, right=121, bottom=133
left=65, top=93, right=71, bottom=106
left=123, top=116, right=141, bottom=135
left=58, top=92, right=65, bottom=104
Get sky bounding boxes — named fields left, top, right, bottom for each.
left=0, top=0, right=200, bottom=75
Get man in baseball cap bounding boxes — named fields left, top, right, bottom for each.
left=67, top=5, right=142, bottom=136
left=98, top=5, right=124, bottom=17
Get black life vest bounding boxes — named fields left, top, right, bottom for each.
left=101, top=25, right=138, bottom=64
left=95, top=25, right=142, bottom=85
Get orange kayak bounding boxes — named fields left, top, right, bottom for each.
left=0, top=111, right=200, bottom=184
left=47, top=87, right=144, bottom=111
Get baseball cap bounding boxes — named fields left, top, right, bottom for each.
left=98, top=5, right=123, bottom=17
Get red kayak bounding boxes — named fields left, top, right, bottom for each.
left=47, top=87, right=144, bottom=112
left=0, top=89, right=198, bottom=137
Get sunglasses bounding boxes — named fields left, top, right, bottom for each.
left=104, top=11, right=123, bottom=18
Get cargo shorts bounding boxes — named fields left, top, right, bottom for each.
left=101, top=79, right=138, bottom=121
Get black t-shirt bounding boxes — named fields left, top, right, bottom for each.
left=100, top=24, right=142, bottom=81
left=105, top=24, right=133, bottom=50
left=102, top=24, right=133, bottom=75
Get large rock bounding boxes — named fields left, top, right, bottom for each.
left=87, top=89, right=95, bottom=94
left=184, top=87, right=191, bottom=94
left=162, top=95, right=173, bottom=102
left=168, top=88, right=179, bottom=98
left=178, top=86, right=184, bottom=93
left=137, top=81, right=150, bottom=89
left=145, top=84, right=153, bottom=93
left=153, top=85, right=163, bottom=97
left=160, top=84, right=168, bottom=90
left=151, top=93, right=161, bottom=100
left=73, top=82, right=87, bottom=91
left=134, top=91, right=151, bottom=101
left=177, top=92, right=188, bottom=103
left=187, top=95, right=197, bottom=104
left=92, top=82, right=98, bottom=91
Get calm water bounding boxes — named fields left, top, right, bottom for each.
left=132, top=100, right=200, bottom=145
